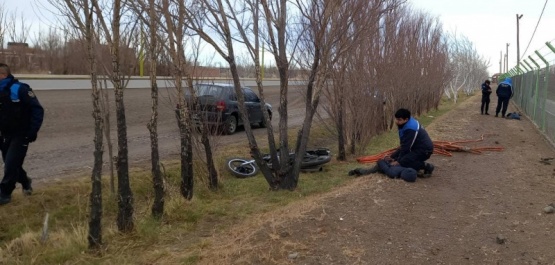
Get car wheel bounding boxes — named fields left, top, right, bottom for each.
left=225, top=115, right=238, bottom=135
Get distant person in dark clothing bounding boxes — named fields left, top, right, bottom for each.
left=349, top=108, right=435, bottom=178
left=481, top=80, right=492, bottom=115
left=0, top=63, right=44, bottom=205
left=495, top=77, right=513, bottom=118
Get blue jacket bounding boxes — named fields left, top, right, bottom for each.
left=496, top=78, right=513, bottom=98
left=391, top=117, right=434, bottom=160
left=0, top=75, right=44, bottom=137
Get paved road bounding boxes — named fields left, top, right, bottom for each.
left=16, top=75, right=304, bottom=90
left=26, top=85, right=309, bottom=183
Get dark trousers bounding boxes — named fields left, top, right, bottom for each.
left=398, top=151, right=432, bottom=171
left=377, top=159, right=404, bottom=178
left=481, top=97, right=490, bottom=114
left=495, top=97, right=510, bottom=117
left=377, top=160, right=417, bottom=182
left=0, top=136, right=30, bottom=197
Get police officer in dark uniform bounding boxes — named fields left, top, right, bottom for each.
left=495, top=77, right=513, bottom=118
left=388, top=108, right=435, bottom=177
left=0, top=63, right=44, bottom=205
left=481, top=80, right=492, bottom=115
left=349, top=108, right=435, bottom=178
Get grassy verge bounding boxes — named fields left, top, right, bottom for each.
left=0, top=94, right=469, bottom=264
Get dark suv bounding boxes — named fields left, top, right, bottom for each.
left=188, top=83, right=272, bottom=135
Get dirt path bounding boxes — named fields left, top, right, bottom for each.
left=196, top=95, right=555, bottom=264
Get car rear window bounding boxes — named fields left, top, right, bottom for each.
left=195, top=85, right=226, bottom=97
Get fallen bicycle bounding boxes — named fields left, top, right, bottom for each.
left=226, top=148, right=332, bottom=178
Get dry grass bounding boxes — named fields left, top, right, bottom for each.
left=178, top=177, right=378, bottom=265
left=0, top=94, right=468, bottom=264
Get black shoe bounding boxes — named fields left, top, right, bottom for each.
left=495, top=114, right=498, bottom=117
left=481, top=112, right=484, bottom=115
left=22, top=177, right=33, bottom=196
left=485, top=113, right=490, bottom=115
left=422, top=163, right=435, bottom=178
left=0, top=194, right=11, bottom=205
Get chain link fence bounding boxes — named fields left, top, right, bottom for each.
left=512, top=66, right=555, bottom=145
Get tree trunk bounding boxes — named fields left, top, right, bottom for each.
left=89, top=74, right=104, bottom=249
left=290, top=61, right=323, bottom=189
left=175, top=105, right=193, bottom=200
left=114, top=85, right=133, bottom=231
left=100, top=81, right=115, bottom=194
left=228, top=57, right=278, bottom=190
left=86, top=8, right=103, bottom=250
left=147, top=1, right=164, bottom=218
left=111, top=0, right=134, bottom=232
left=183, top=76, right=218, bottom=190
left=201, top=132, right=218, bottom=189
left=336, top=96, right=346, bottom=161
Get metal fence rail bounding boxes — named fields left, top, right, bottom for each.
left=504, top=41, right=555, bottom=146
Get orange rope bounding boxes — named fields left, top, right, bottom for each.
left=357, top=134, right=504, bottom=164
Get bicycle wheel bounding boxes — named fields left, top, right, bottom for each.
left=226, top=158, right=259, bottom=178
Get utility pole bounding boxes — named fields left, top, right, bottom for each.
left=516, top=14, right=523, bottom=73
left=499, top=51, right=502, bottom=73
left=505, top=43, right=510, bottom=72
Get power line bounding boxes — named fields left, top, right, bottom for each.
left=520, top=0, right=549, bottom=61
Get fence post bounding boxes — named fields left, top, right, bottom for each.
left=544, top=42, right=555, bottom=140
left=524, top=60, right=534, bottom=72
left=528, top=56, right=541, bottom=125
left=546, top=42, right=555, bottom=53
left=535, top=51, right=549, bottom=131
left=521, top=64, right=530, bottom=72
left=509, top=69, right=516, bottom=76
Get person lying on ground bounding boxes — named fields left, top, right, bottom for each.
left=348, top=158, right=418, bottom=182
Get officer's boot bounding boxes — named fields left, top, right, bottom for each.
left=422, top=163, right=435, bottom=178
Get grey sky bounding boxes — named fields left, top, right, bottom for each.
left=6, top=0, right=555, bottom=74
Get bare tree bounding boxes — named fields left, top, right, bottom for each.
left=89, top=0, right=135, bottom=232
left=445, top=34, right=489, bottom=102
left=180, top=0, right=296, bottom=190
left=183, top=0, right=370, bottom=189
left=318, top=2, right=452, bottom=156
left=287, top=0, right=372, bottom=185
left=159, top=0, right=195, bottom=198
left=0, top=3, right=7, bottom=49
left=259, top=0, right=294, bottom=189
left=123, top=0, right=169, bottom=215
left=141, top=0, right=165, bottom=218
left=38, top=27, right=64, bottom=73
left=6, top=10, right=31, bottom=43
left=98, top=77, right=115, bottom=194
left=47, top=0, right=104, bottom=250
left=206, top=0, right=281, bottom=188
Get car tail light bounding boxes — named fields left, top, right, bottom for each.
left=216, top=100, right=225, bottom=111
